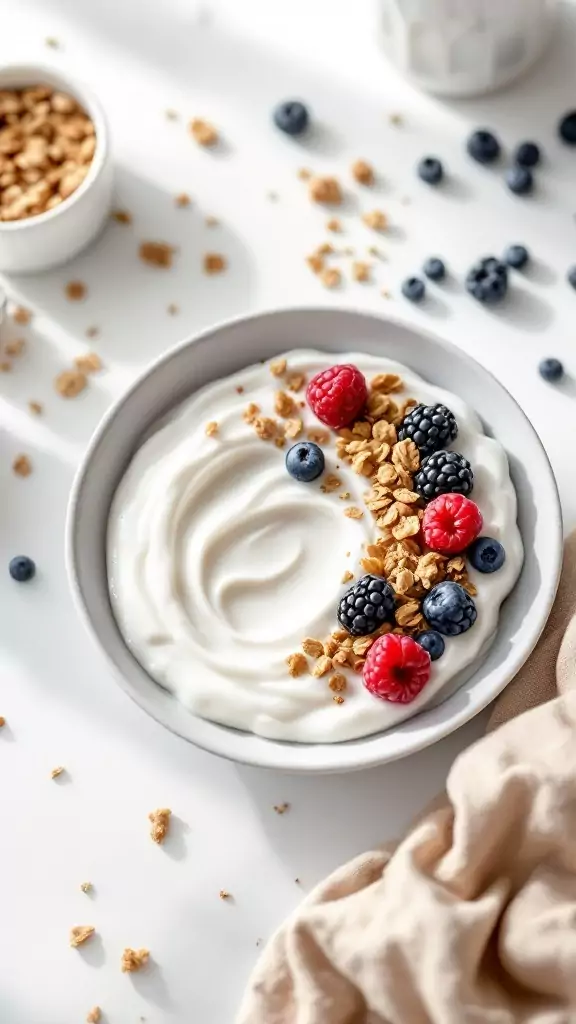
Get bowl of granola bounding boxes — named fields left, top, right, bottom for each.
left=66, top=308, right=562, bottom=771
left=0, top=64, right=112, bottom=273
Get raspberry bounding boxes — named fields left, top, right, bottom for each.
left=422, top=493, right=483, bottom=554
left=363, top=634, right=431, bottom=704
left=306, top=364, right=367, bottom=429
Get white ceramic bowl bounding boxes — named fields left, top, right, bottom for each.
left=66, top=308, right=562, bottom=773
left=0, top=64, right=112, bottom=273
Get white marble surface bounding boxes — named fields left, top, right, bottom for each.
left=1, top=1, right=576, bottom=1021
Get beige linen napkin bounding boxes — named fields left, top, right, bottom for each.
left=238, top=532, right=576, bottom=1024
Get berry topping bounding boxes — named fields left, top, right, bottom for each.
left=423, top=581, right=477, bottom=636
left=414, top=450, right=473, bottom=501
left=466, top=257, right=508, bottom=304
left=337, top=574, right=395, bottom=637
left=505, top=165, right=533, bottom=196
left=9, top=555, right=35, bottom=582
left=467, top=129, right=501, bottom=164
left=422, top=493, right=483, bottom=554
left=514, top=141, right=540, bottom=168
left=539, top=357, right=564, bottom=383
left=285, top=441, right=325, bottom=482
left=273, top=100, right=309, bottom=137
left=401, top=276, right=425, bottom=302
left=504, top=244, right=529, bottom=269
left=398, top=403, right=457, bottom=458
left=363, top=633, right=431, bottom=704
left=468, top=536, right=506, bottom=574
left=423, top=257, right=446, bottom=281
left=306, top=364, right=367, bottom=429
left=559, top=111, right=576, bottom=145
left=415, top=630, right=445, bottom=661
left=417, top=156, right=443, bottom=185
left=568, top=266, right=576, bottom=291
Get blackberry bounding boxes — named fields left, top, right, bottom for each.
left=337, top=574, right=395, bottom=637
left=422, top=581, right=477, bottom=637
left=398, top=403, right=458, bottom=458
left=414, top=450, right=473, bottom=501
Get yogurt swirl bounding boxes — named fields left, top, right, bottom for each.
left=107, top=350, right=523, bottom=743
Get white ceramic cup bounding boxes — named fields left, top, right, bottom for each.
left=0, top=64, right=113, bottom=274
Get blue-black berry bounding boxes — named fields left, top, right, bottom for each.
left=466, top=257, right=508, bottom=304
left=568, top=266, right=576, bottom=290
left=337, top=574, right=395, bottom=637
left=273, top=101, right=309, bottom=137
left=467, top=129, right=501, bottom=164
left=514, top=141, right=540, bottom=167
left=9, top=555, right=36, bottom=582
left=414, top=450, right=473, bottom=501
left=417, top=157, right=443, bottom=185
left=415, top=630, right=445, bottom=661
left=559, top=111, right=576, bottom=145
left=398, top=404, right=458, bottom=458
left=401, top=276, right=425, bottom=302
left=422, top=581, right=477, bottom=637
left=285, top=441, right=324, bottom=482
left=468, top=537, right=506, bottom=573
left=505, top=165, right=533, bottom=195
left=423, top=257, right=446, bottom=281
left=538, top=357, right=564, bottom=383
left=504, top=244, right=529, bottom=270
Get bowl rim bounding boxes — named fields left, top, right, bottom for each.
left=66, top=306, right=563, bottom=772
left=0, top=62, right=109, bottom=233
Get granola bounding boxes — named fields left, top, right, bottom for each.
left=121, top=948, right=149, bottom=973
left=309, top=176, right=342, bottom=205
left=148, top=807, right=171, bottom=844
left=351, top=159, right=374, bottom=186
left=70, top=925, right=94, bottom=948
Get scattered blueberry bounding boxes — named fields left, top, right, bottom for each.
left=538, top=357, right=564, bottom=383
left=414, top=450, right=473, bottom=501
left=423, top=257, right=446, bottom=281
left=337, top=574, right=396, bottom=637
left=505, top=165, right=533, bottom=195
left=401, top=276, right=425, bottom=302
left=559, top=111, right=576, bottom=145
left=504, top=244, right=529, bottom=270
left=466, top=129, right=501, bottom=165
left=514, top=141, right=540, bottom=168
left=417, top=157, right=443, bottom=185
left=273, top=100, right=309, bottom=137
left=415, top=630, right=445, bottom=661
left=9, top=555, right=36, bottom=582
left=398, top=404, right=457, bottom=458
left=568, top=265, right=576, bottom=290
left=465, top=257, right=508, bottom=304
left=468, top=537, right=506, bottom=574
left=422, top=581, right=477, bottom=637
left=285, top=441, right=324, bottom=482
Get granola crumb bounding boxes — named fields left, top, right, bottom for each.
left=243, top=402, right=260, bottom=424
left=286, top=372, right=306, bottom=393
left=45, top=37, right=60, bottom=48
left=175, top=192, right=191, bottom=207
left=0, top=716, right=5, bottom=727
left=329, top=674, right=347, bottom=693
left=253, top=416, right=277, bottom=440
left=274, top=390, right=295, bottom=418
left=297, top=167, right=312, bottom=181
left=80, top=882, right=93, bottom=894
left=302, top=638, right=324, bottom=658
left=307, top=427, right=329, bottom=445
left=286, top=652, right=308, bottom=677
left=352, top=261, right=371, bottom=283
left=389, top=112, right=404, bottom=126
left=351, top=159, right=374, bottom=186
left=309, top=176, right=342, bottom=206
left=75, top=352, right=102, bottom=374
left=13, top=454, right=32, bottom=477
left=28, top=401, right=43, bottom=416
left=148, top=807, right=171, bottom=844
left=70, top=925, right=94, bottom=948
left=236, top=385, right=244, bottom=394
left=51, top=766, right=65, bottom=779
left=321, top=267, right=341, bottom=289
left=341, top=570, right=354, bottom=583
left=6, top=338, right=25, bottom=357
left=111, top=209, right=132, bottom=225
left=306, top=253, right=324, bottom=275
left=368, top=245, right=385, bottom=259
left=273, top=803, right=290, bottom=815
left=86, top=325, right=100, bottom=338
left=333, top=694, right=345, bottom=704
left=344, top=506, right=364, bottom=519
left=165, top=108, right=179, bottom=120
left=190, top=118, right=218, bottom=147
left=121, top=948, right=149, bottom=973
left=362, top=210, right=387, bottom=232
left=311, top=655, right=332, bottom=678
left=167, top=303, right=179, bottom=315
left=321, top=474, right=341, bottom=494
left=86, top=1008, right=101, bottom=1023
left=339, top=491, right=351, bottom=500
left=203, top=252, right=226, bottom=274
left=284, top=418, right=303, bottom=439
left=205, top=215, right=219, bottom=227
left=0, top=362, right=11, bottom=372
left=12, top=305, right=31, bottom=325
left=65, top=280, right=87, bottom=301
left=274, top=436, right=286, bottom=449
left=139, top=241, right=174, bottom=268
left=205, top=420, right=219, bottom=438
left=55, top=369, right=87, bottom=398
left=326, top=217, right=342, bottom=232
left=270, top=358, right=287, bottom=377
left=381, top=287, right=392, bottom=299
left=219, top=890, right=231, bottom=900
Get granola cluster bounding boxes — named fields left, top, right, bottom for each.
left=242, top=363, right=309, bottom=449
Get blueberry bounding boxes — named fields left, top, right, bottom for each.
left=415, top=630, right=445, bottom=661
left=559, top=111, right=576, bottom=145
left=422, top=581, right=477, bottom=637
left=285, top=441, right=324, bottom=482
left=468, top=537, right=506, bottom=574
left=423, top=257, right=446, bottom=281
left=417, top=157, right=443, bottom=185
left=465, top=257, right=508, bottom=305
left=505, top=165, right=533, bottom=195
left=273, top=101, right=309, bottom=137
left=467, top=129, right=501, bottom=164
left=401, top=276, right=425, bottom=302
left=538, top=357, right=564, bottom=383
left=504, top=244, right=529, bottom=270
left=9, top=555, right=36, bottom=582
left=514, top=141, right=540, bottom=168
left=568, top=266, right=576, bottom=290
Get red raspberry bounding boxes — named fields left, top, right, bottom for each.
left=422, top=493, right=483, bottom=555
left=363, top=634, right=431, bottom=704
left=306, top=364, right=367, bottom=429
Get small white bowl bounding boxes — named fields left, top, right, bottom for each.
left=66, top=308, right=562, bottom=773
left=0, top=64, right=112, bottom=273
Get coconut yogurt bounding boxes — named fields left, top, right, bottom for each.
left=107, top=350, right=523, bottom=744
